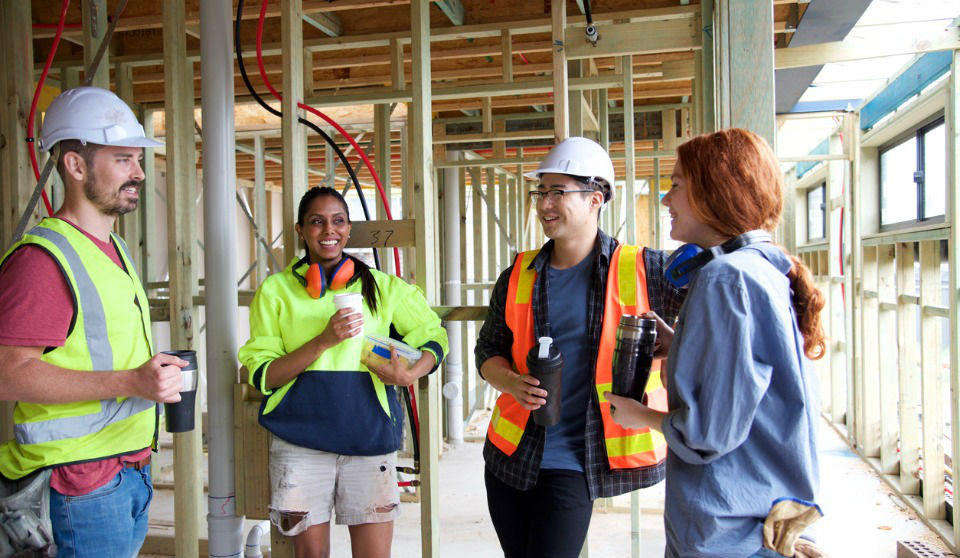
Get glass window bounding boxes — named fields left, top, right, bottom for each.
left=880, top=136, right=918, bottom=226
left=806, top=184, right=825, bottom=241
left=923, top=122, right=945, bottom=219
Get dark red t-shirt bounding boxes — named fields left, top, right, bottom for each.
left=0, top=218, right=151, bottom=495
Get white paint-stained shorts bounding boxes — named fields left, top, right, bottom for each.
left=267, top=436, right=400, bottom=534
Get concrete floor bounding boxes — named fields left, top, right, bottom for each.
left=146, top=418, right=955, bottom=557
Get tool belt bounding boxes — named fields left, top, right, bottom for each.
left=0, top=470, right=55, bottom=558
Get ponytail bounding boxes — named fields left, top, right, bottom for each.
left=350, top=255, right=382, bottom=316
left=783, top=250, right=826, bottom=360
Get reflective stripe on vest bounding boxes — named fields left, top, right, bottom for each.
left=28, top=227, right=112, bottom=369
left=487, top=245, right=668, bottom=470
left=12, top=227, right=153, bottom=446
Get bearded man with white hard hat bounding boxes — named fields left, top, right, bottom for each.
left=0, top=87, right=187, bottom=558
left=475, top=137, right=687, bottom=557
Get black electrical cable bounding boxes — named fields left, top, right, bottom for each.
left=236, top=0, right=422, bottom=465
left=235, top=0, right=380, bottom=271
left=583, top=0, right=598, bottom=46
left=400, top=384, right=420, bottom=463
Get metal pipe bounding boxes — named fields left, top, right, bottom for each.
left=200, top=1, right=244, bottom=556
left=442, top=150, right=464, bottom=444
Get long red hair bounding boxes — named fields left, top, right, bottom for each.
left=676, top=128, right=826, bottom=360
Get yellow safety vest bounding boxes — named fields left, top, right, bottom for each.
left=487, top=245, right=668, bottom=470
left=0, top=218, right=157, bottom=479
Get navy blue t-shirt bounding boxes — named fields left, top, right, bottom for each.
left=540, top=253, right=593, bottom=472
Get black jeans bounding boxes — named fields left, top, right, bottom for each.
left=485, top=468, right=593, bottom=558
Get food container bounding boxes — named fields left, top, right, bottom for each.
left=361, top=334, right=422, bottom=370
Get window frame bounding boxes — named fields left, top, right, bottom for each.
left=806, top=182, right=826, bottom=242
left=878, top=113, right=946, bottom=231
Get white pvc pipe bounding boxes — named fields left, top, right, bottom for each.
left=244, top=521, right=271, bottom=558
left=442, top=150, right=464, bottom=444
left=200, top=2, right=244, bottom=557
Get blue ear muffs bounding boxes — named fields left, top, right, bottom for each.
left=298, top=256, right=357, bottom=299
left=665, top=230, right=773, bottom=288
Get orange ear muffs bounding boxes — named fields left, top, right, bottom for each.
left=329, top=257, right=354, bottom=291
left=305, top=263, right=325, bottom=298
left=304, top=257, right=357, bottom=299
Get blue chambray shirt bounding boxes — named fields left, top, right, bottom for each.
left=660, top=242, right=820, bottom=558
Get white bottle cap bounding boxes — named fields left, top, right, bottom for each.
left=537, top=336, right=553, bottom=359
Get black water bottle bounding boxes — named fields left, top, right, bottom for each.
left=611, top=316, right=658, bottom=401
left=526, top=336, right=564, bottom=427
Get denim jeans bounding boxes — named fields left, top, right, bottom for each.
left=48, top=465, right=153, bottom=558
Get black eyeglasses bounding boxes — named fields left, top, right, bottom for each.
left=528, top=189, right=596, bottom=202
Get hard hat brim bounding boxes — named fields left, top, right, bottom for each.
left=40, top=136, right=164, bottom=153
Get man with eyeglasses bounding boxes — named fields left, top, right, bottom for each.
left=476, top=136, right=686, bottom=558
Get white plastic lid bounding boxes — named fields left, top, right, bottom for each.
left=364, top=334, right=422, bottom=360
left=537, top=336, right=553, bottom=359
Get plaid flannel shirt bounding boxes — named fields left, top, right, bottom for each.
left=475, top=229, right=686, bottom=499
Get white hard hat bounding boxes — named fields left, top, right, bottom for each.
left=525, top=136, right=616, bottom=201
left=39, top=86, right=163, bottom=152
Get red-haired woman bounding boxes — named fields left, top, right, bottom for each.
left=606, top=128, right=826, bottom=558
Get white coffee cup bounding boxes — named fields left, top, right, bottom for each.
left=334, top=292, right=363, bottom=316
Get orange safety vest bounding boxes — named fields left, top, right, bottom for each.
left=486, top=244, right=668, bottom=470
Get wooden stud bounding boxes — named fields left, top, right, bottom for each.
left=551, top=0, right=569, bottom=142
left=498, top=172, right=509, bottom=270
left=623, top=56, right=636, bottom=245
left=374, top=103, right=394, bottom=270
left=877, top=244, right=899, bottom=475
left=486, top=168, right=498, bottom=281
left=141, top=110, right=158, bottom=286
left=714, top=0, right=775, bottom=146
left=661, top=109, right=677, bottom=151
left=896, top=241, right=920, bottom=495
left=390, top=38, right=405, bottom=91
left=410, top=1, right=440, bottom=554
left=860, top=246, right=880, bottom=457
left=564, top=18, right=699, bottom=60
left=844, top=115, right=861, bottom=440
left=253, top=136, right=269, bottom=285
left=651, top=158, right=661, bottom=249
left=947, top=47, right=960, bottom=545
left=346, top=219, right=416, bottom=248
left=281, top=0, right=307, bottom=264
left=501, top=29, right=513, bottom=83
left=1, top=0, right=36, bottom=249
left=116, top=62, right=142, bottom=275
left=598, top=89, right=612, bottom=234
left=508, top=175, right=517, bottom=257
left=162, top=2, right=202, bottom=556
left=918, top=240, right=945, bottom=520
left=81, top=0, right=109, bottom=87
left=482, top=97, right=493, bottom=134
left=824, top=144, right=846, bottom=429
left=569, top=61, right=584, bottom=137
left=303, top=47, right=315, bottom=96
left=493, top=119, right=507, bottom=159
left=0, top=0, right=34, bottom=442
left=775, top=28, right=960, bottom=70
left=402, top=122, right=415, bottom=283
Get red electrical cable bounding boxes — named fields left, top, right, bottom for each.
left=255, top=0, right=401, bottom=276
left=255, top=0, right=421, bottom=431
left=26, top=0, right=72, bottom=217
left=32, top=23, right=81, bottom=29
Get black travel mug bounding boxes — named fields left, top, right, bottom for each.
left=526, top=336, right=564, bottom=427
left=161, top=350, right=198, bottom=433
left=611, top=316, right=658, bottom=401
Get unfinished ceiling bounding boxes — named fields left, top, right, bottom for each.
left=28, top=0, right=809, bottom=190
